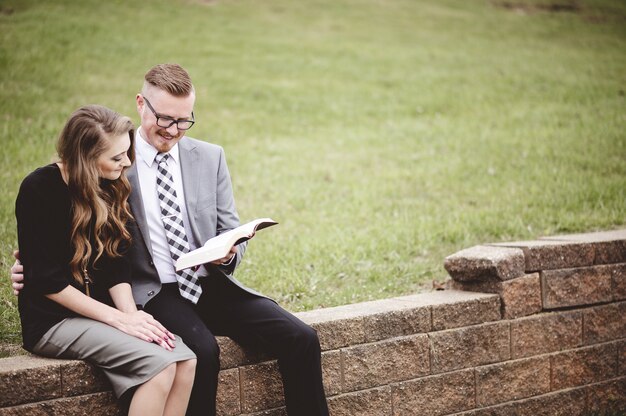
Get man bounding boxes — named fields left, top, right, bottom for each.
left=12, top=63, right=329, bottom=416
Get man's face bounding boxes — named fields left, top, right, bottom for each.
left=136, top=86, right=196, bottom=153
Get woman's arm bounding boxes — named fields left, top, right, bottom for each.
left=109, top=282, right=139, bottom=313
left=46, top=285, right=174, bottom=350
left=108, top=282, right=175, bottom=347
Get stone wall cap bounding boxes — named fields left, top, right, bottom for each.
left=444, top=245, right=526, bottom=282
left=0, top=354, right=65, bottom=373
left=539, top=228, right=626, bottom=243
left=392, top=290, right=499, bottom=305
left=488, top=239, right=582, bottom=248
left=295, top=290, right=499, bottom=325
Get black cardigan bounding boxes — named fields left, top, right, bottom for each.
left=15, top=164, right=131, bottom=351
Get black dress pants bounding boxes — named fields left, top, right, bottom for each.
left=143, top=275, right=329, bottom=416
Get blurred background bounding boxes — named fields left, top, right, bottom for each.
left=0, top=0, right=624, bottom=349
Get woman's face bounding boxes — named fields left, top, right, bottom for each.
left=96, top=132, right=132, bottom=180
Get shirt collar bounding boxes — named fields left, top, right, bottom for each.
left=136, top=127, right=180, bottom=167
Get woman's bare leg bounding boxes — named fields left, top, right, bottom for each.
left=164, top=359, right=197, bottom=416
left=128, top=363, right=176, bottom=416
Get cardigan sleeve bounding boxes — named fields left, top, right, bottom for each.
left=15, top=174, right=72, bottom=296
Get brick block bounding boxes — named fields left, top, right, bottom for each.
left=612, top=263, right=626, bottom=300
left=362, top=299, right=430, bottom=342
left=431, top=292, right=501, bottom=330
left=395, top=290, right=502, bottom=331
left=593, top=241, right=626, bottom=265
left=391, top=369, right=475, bottom=416
left=542, top=265, right=614, bottom=309
left=216, top=368, right=240, bottom=416
left=511, top=311, right=582, bottom=359
left=308, top=318, right=364, bottom=351
left=476, top=356, right=551, bottom=407
left=429, top=322, right=510, bottom=374
left=240, top=361, right=284, bottom=413
left=0, top=392, right=121, bottom=416
left=248, top=408, right=287, bottom=416
left=489, top=240, right=594, bottom=271
left=59, top=361, right=111, bottom=396
left=583, top=302, right=626, bottom=345
left=0, top=355, right=63, bottom=407
left=300, top=294, right=435, bottom=346
left=444, top=245, right=525, bottom=281
left=321, top=350, right=342, bottom=396
left=541, top=229, right=626, bottom=265
left=297, top=306, right=366, bottom=351
left=449, top=273, right=541, bottom=319
left=453, top=387, right=587, bottom=416
left=617, top=340, right=626, bottom=376
left=327, top=386, right=391, bottom=416
left=551, top=342, right=618, bottom=390
left=586, top=378, right=626, bottom=415
left=342, top=334, right=429, bottom=391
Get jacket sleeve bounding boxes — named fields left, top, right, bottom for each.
left=214, top=146, right=247, bottom=273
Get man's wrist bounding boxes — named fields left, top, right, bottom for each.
left=222, top=253, right=236, bottom=266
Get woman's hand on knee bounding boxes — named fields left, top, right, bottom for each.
left=115, top=310, right=176, bottom=351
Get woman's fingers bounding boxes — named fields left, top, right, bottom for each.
left=120, top=311, right=176, bottom=350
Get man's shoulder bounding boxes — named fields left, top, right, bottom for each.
left=181, top=136, right=224, bottom=155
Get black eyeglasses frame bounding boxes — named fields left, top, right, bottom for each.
left=143, top=96, right=195, bottom=131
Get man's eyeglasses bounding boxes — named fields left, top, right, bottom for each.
left=143, top=97, right=195, bottom=131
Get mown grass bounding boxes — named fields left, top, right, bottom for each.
left=0, top=0, right=624, bottom=347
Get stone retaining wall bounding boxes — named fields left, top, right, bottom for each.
left=1, top=229, right=624, bottom=415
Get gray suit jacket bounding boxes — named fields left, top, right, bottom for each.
left=126, top=136, right=265, bottom=307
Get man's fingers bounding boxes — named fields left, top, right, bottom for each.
left=12, top=250, right=20, bottom=261
left=10, top=264, right=24, bottom=277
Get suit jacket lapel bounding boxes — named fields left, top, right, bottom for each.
left=179, top=137, right=201, bottom=245
left=126, top=163, right=155, bottom=257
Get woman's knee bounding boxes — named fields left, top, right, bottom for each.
left=177, top=358, right=197, bottom=382
left=151, top=362, right=177, bottom=391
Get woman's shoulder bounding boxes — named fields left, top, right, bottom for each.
left=20, top=164, right=62, bottom=189
left=18, top=164, right=65, bottom=200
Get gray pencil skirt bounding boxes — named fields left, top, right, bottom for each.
left=33, top=317, right=196, bottom=398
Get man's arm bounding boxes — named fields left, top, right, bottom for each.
left=213, top=145, right=246, bottom=272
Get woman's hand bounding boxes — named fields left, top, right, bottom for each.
left=113, top=310, right=176, bottom=351
left=107, top=283, right=175, bottom=350
left=46, top=285, right=176, bottom=351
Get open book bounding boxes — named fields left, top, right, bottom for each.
left=175, top=218, right=278, bottom=271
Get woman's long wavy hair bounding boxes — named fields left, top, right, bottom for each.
left=57, top=105, right=135, bottom=286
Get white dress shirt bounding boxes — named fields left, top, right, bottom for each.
left=134, top=128, right=202, bottom=284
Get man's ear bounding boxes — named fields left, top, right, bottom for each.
left=136, top=94, right=144, bottom=114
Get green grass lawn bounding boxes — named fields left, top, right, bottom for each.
left=0, top=0, right=624, bottom=348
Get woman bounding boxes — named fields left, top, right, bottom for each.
left=15, top=105, right=197, bottom=415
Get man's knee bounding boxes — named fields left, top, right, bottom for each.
left=186, top=335, right=220, bottom=373
left=293, top=323, right=321, bottom=354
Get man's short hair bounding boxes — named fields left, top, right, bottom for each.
left=144, top=63, right=194, bottom=97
